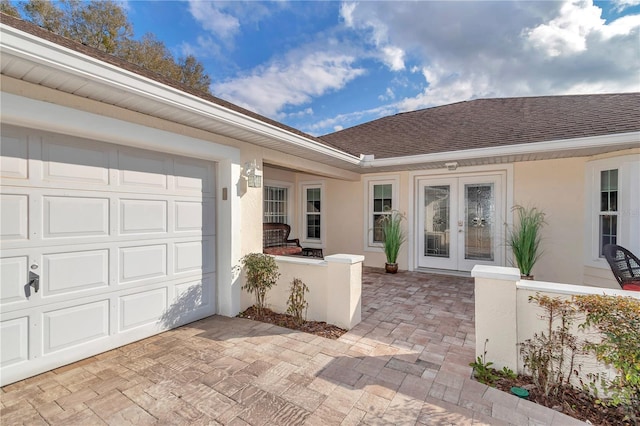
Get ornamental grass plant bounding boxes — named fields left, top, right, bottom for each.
left=378, top=210, right=406, bottom=264
left=508, top=205, right=546, bottom=277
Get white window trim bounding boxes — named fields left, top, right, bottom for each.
left=300, top=181, right=325, bottom=248
left=263, top=179, right=294, bottom=226
left=364, top=175, right=400, bottom=252
left=584, top=154, right=640, bottom=269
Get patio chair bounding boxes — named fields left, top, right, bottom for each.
left=603, top=244, right=640, bottom=291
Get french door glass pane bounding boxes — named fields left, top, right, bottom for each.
left=424, top=185, right=450, bottom=258
left=465, top=184, right=494, bottom=261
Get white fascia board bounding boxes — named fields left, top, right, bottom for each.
left=0, top=24, right=361, bottom=166
left=362, top=132, right=640, bottom=168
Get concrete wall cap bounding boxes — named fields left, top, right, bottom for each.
left=471, top=265, right=521, bottom=281
left=274, top=256, right=326, bottom=266
left=325, top=254, right=366, bottom=264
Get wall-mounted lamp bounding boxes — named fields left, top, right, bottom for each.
left=243, top=159, right=262, bottom=188
left=445, top=161, right=458, bottom=171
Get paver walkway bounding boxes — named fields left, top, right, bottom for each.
left=1, top=268, right=586, bottom=425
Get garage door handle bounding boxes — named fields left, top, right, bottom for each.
left=29, top=271, right=39, bottom=293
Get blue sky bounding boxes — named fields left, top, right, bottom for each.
left=123, top=1, right=640, bottom=136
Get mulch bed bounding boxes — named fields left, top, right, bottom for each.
left=237, top=306, right=347, bottom=340
left=490, top=374, right=634, bottom=425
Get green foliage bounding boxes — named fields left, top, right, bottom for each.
left=519, top=294, right=579, bottom=398
left=11, top=0, right=212, bottom=94
left=377, top=210, right=406, bottom=264
left=508, top=205, right=546, bottom=276
left=469, top=340, right=518, bottom=386
left=501, top=366, right=517, bottom=380
left=286, top=278, right=309, bottom=325
left=240, top=253, right=280, bottom=315
left=574, top=294, right=640, bottom=423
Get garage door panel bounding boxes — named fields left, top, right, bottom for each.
left=119, top=244, right=167, bottom=283
left=43, top=250, right=109, bottom=296
left=43, top=140, right=110, bottom=185
left=174, top=160, right=213, bottom=195
left=0, top=317, right=29, bottom=367
left=174, top=238, right=215, bottom=274
left=175, top=201, right=202, bottom=232
left=120, top=199, right=167, bottom=234
left=117, top=151, right=169, bottom=189
left=0, top=194, right=29, bottom=240
left=0, top=134, right=28, bottom=179
left=1, top=256, right=29, bottom=305
left=43, top=196, right=109, bottom=238
left=119, top=288, right=167, bottom=331
left=43, top=300, right=110, bottom=354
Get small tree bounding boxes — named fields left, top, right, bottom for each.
left=287, top=278, right=309, bottom=325
left=519, top=294, right=580, bottom=398
left=240, top=253, right=279, bottom=315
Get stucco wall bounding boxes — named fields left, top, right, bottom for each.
left=512, top=157, right=586, bottom=284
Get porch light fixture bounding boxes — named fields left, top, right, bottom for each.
left=445, top=161, right=458, bottom=171
left=243, top=159, right=262, bottom=188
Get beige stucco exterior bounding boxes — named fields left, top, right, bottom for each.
left=4, top=74, right=635, bottom=298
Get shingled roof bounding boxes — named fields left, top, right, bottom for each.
left=320, top=94, right=640, bottom=159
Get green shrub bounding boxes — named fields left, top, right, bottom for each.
left=575, top=294, right=640, bottom=423
left=240, top=253, right=280, bottom=315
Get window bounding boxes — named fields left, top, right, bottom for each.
left=599, top=169, right=618, bottom=256
left=585, top=155, right=640, bottom=268
left=264, top=185, right=289, bottom=224
left=365, top=177, right=399, bottom=248
left=372, top=184, right=393, bottom=243
left=301, top=182, right=324, bottom=245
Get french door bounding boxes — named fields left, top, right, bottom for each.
left=417, top=175, right=504, bottom=271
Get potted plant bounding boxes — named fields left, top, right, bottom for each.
left=377, top=210, right=406, bottom=273
left=508, top=205, right=546, bottom=279
left=240, top=253, right=280, bottom=315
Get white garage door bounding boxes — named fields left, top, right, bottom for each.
left=0, top=125, right=217, bottom=385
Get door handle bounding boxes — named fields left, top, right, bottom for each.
left=29, top=271, right=39, bottom=293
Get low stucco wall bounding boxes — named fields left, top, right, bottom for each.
left=472, top=265, right=639, bottom=388
left=241, top=254, right=364, bottom=330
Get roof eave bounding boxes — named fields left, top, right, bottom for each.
left=361, top=132, right=640, bottom=171
left=0, top=22, right=362, bottom=168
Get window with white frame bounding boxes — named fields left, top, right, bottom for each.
left=263, top=184, right=290, bottom=224
left=598, top=169, right=618, bottom=256
left=365, top=177, right=399, bottom=248
left=585, top=155, right=640, bottom=267
left=301, top=183, right=324, bottom=244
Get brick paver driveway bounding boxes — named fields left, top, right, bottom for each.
left=1, top=268, right=585, bottom=425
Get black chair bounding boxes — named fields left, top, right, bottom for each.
left=603, top=244, right=640, bottom=291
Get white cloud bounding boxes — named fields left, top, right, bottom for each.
left=179, top=35, right=221, bottom=59
left=526, top=1, right=606, bottom=56
left=340, top=2, right=406, bottom=71
left=188, top=1, right=240, bottom=39
left=213, top=49, right=366, bottom=117
left=612, top=0, right=640, bottom=11
left=378, top=87, right=395, bottom=101
left=305, top=0, right=640, bottom=134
